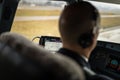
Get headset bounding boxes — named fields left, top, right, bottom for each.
left=77, top=3, right=99, bottom=48
left=78, top=31, right=94, bottom=48
left=78, top=24, right=99, bottom=48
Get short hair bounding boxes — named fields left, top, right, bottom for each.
left=59, top=1, right=100, bottom=46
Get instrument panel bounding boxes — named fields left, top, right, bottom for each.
left=39, top=36, right=120, bottom=79
left=89, top=41, right=120, bottom=79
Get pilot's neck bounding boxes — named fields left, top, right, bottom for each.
left=63, top=44, right=91, bottom=59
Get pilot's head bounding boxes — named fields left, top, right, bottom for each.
left=59, top=1, right=100, bottom=58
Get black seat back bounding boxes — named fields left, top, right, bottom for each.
left=0, top=32, right=85, bottom=80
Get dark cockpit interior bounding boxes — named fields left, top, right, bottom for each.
left=0, top=0, right=120, bottom=80
left=89, top=41, right=120, bottom=79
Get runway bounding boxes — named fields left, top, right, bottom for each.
left=98, top=26, right=120, bottom=43
left=14, top=15, right=120, bottom=21
left=14, top=15, right=120, bottom=43
left=14, top=16, right=59, bottom=21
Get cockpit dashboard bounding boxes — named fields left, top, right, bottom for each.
left=39, top=36, right=120, bottom=79
left=89, top=41, right=120, bottom=79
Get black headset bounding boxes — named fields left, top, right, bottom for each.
left=78, top=31, right=94, bottom=48
left=77, top=5, right=99, bottom=48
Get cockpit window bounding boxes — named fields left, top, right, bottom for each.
left=89, top=1, right=120, bottom=43
left=12, top=0, right=66, bottom=42
left=11, top=0, right=120, bottom=43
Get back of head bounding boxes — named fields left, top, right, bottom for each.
left=59, top=1, right=100, bottom=48
left=0, top=32, right=85, bottom=80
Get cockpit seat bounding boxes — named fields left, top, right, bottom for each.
left=0, top=32, right=85, bottom=80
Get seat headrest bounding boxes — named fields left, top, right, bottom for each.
left=0, top=32, right=85, bottom=80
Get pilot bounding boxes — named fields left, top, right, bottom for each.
left=58, top=1, right=113, bottom=80
left=0, top=32, right=85, bottom=80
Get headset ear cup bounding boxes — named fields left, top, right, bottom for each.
left=78, top=33, right=93, bottom=48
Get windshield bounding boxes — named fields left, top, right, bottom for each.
left=11, top=0, right=120, bottom=44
